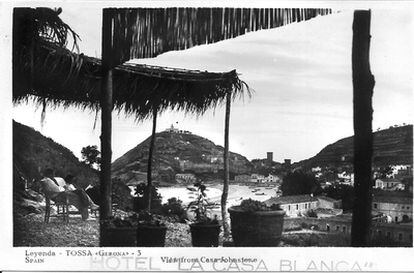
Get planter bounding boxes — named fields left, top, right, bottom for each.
left=136, top=225, right=167, bottom=247
left=190, top=223, right=221, bottom=247
left=101, top=227, right=137, bottom=247
left=228, top=206, right=285, bottom=246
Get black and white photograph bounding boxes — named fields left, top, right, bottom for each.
left=1, top=0, right=414, bottom=271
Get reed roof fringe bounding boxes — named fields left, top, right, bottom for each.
left=13, top=41, right=249, bottom=120
left=104, top=8, right=332, bottom=66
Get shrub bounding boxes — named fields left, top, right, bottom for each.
left=187, top=183, right=218, bottom=224
left=306, top=209, right=317, bottom=218
left=161, top=197, right=186, bottom=219
left=239, top=198, right=281, bottom=212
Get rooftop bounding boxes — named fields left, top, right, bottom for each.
left=372, top=194, right=412, bottom=205
left=265, top=194, right=318, bottom=205
left=314, top=208, right=343, bottom=215
left=317, top=195, right=340, bottom=203
left=376, top=178, right=403, bottom=183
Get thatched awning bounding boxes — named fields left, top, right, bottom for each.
left=13, top=40, right=248, bottom=120
left=104, top=8, right=332, bottom=65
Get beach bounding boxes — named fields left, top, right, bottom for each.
left=157, top=184, right=278, bottom=207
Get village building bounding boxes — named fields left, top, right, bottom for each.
left=265, top=174, right=283, bottom=183
left=391, top=165, right=412, bottom=179
left=374, top=178, right=405, bottom=191
left=265, top=194, right=343, bottom=218
left=250, top=174, right=266, bottom=183
left=337, top=171, right=354, bottom=186
left=372, top=194, right=412, bottom=223
left=317, top=195, right=342, bottom=209
left=265, top=194, right=319, bottom=217
left=175, top=173, right=196, bottom=184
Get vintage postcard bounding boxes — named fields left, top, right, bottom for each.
left=0, top=0, right=413, bottom=272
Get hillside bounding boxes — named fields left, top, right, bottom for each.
left=111, top=130, right=253, bottom=185
left=13, top=120, right=99, bottom=190
left=296, top=125, right=413, bottom=168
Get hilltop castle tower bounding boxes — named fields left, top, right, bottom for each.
left=267, top=152, right=273, bottom=164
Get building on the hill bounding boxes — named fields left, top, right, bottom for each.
left=266, top=152, right=273, bottom=164
left=372, top=194, right=412, bottom=223
left=374, top=178, right=405, bottom=191
left=392, top=165, right=413, bottom=179
left=337, top=171, right=354, bottom=186
left=283, top=159, right=291, bottom=170
left=164, top=124, right=192, bottom=134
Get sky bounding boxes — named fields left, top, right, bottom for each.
left=12, top=6, right=414, bottom=163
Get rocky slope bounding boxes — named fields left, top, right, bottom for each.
left=297, top=125, right=413, bottom=168
left=13, top=120, right=99, bottom=193
left=111, top=130, right=253, bottom=185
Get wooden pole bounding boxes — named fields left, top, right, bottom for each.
left=351, top=10, right=375, bottom=247
left=221, top=92, right=231, bottom=239
left=100, top=9, right=113, bottom=246
left=146, top=107, right=158, bottom=211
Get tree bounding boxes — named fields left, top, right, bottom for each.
left=281, top=170, right=321, bottom=196
left=133, top=183, right=162, bottom=212
left=377, top=166, right=393, bottom=179
left=81, top=145, right=101, bottom=170
left=351, top=10, right=375, bottom=246
left=323, top=184, right=355, bottom=211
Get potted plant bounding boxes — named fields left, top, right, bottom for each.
left=136, top=211, right=167, bottom=247
left=187, top=182, right=221, bottom=247
left=228, top=199, right=285, bottom=246
left=101, top=214, right=139, bottom=247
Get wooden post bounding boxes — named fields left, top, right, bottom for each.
left=146, top=107, right=158, bottom=211
left=221, top=92, right=231, bottom=239
left=100, top=9, right=113, bottom=245
left=351, top=10, right=375, bottom=247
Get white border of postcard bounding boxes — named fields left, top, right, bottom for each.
left=1, top=0, right=414, bottom=272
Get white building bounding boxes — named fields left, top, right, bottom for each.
left=265, top=194, right=319, bottom=217
left=338, top=171, right=354, bottom=186
left=265, top=194, right=342, bottom=218
left=250, top=174, right=266, bottom=183
left=175, top=173, right=196, bottom=184
left=264, top=174, right=283, bottom=183
left=372, top=194, right=412, bottom=223
left=375, top=178, right=405, bottom=191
